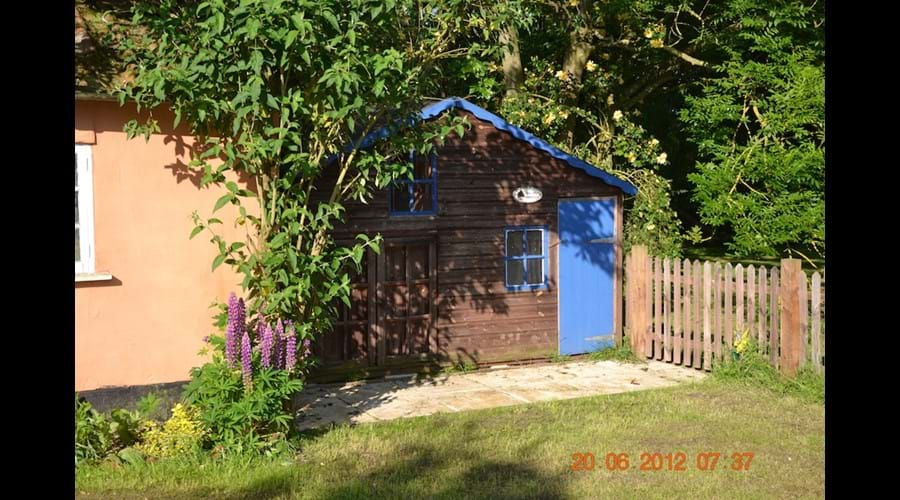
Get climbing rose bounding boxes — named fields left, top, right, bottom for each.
left=260, top=323, right=274, bottom=368
left=225, top=293, right=244, bottom=368
left=285, top=321, right=297, bottom=372
left=241, top=330, right=252, bottom=389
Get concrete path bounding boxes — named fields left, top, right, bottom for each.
left=294, top=360, right=706, bottom=431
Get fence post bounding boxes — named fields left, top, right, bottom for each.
left=779, top=259, right=803, bottom=376
left=628, top=245, right=651, bottom=357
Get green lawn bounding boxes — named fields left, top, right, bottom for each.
left=76, top=377, right=824, bottom=499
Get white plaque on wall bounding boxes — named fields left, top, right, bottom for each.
left=512, top=186, right=543, bottom=203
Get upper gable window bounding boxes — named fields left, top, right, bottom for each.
left=389, top=151, right=437, bottom=215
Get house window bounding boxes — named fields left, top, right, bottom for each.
left=75, top=145, right=95, bottom=274
left=504, top=226, right=548, bottom=291
left=389, top=151, right=437, bottom=215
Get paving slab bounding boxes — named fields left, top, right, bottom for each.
left=294, top=360, right=706, bottom=431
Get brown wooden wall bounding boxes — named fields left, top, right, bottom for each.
left=317, top=110, right=623, bottom=369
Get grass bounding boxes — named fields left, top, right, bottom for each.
left=589, top=343, right=644, bottom=363
left=712, top=341, right=825, bottom=404
left=439, top=359, right=479, bottom=375
left=76, top=374, right=824, bottom=499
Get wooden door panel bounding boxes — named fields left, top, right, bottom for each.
left=318, top=238, right=435, bottom=367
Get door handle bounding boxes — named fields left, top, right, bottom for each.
left=589, top=238, right=615, bottom=244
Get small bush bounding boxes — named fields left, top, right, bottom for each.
left=76, top=395, right=113, bottom=465
left=137, top=404, right=206, bottom=459
left=183, top=359, right=303, bottom=451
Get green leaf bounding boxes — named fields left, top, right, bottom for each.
left=190, top=226, right=204, bottom=239
left=285, top=30, right=298, bottom=49
left=213, top=194, right=232, bottom=212
left=212, top=254, right=226, bottom=271
left=266, top=93, right=279, bottom=109
left=322, top=11, right=340, bottom=31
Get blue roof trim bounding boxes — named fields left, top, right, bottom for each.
left=326, top=97, right=637, bottom=195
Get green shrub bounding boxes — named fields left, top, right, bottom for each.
left=183, top=358, right=303, bottom=452
left=75, top=393, right=165, bottom=466
left=75, top=395, right=112, bottom=465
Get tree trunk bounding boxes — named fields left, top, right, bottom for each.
left=499, top=24, right=523, bottom=97
left=562, top=27, right=593, bottom=87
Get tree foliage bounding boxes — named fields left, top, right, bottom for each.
left=678, top=0, right=825, bottom=259
left=118, top=0, right=470, bottom=334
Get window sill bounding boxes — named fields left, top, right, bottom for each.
left=505, top=284, right=549, bottom=292
left=75, top=272, right=113, bottom=283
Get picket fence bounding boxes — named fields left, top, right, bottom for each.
left=624, top=245, right=824, bottom=375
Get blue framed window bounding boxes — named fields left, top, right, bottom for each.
left=389, top=151, right=437, bottom=215
left=504, top=226, right=549, bottom=291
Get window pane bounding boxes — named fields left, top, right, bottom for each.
left=413, top=153, right=433, bottom=179
left=391, top=183, right=411, bottom=212
left=75, top=227, right=81, bottom=262
left=506, top=230, right=524, bottom=257
left=506, top=259, right=524, bottom=286
left=412, top=183, right=433, bottom=212
left=526, top=258, right=543, bottom=284
left=526, top=230, right=543, bottom=256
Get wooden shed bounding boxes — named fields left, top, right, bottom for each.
left=314, top=97, right=637, bottom=377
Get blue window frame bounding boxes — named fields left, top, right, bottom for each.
left=504, top=225, right=549, bottom=291
left=389, top=151, right=437, bottom=215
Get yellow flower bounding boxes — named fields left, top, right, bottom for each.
left=568, top=0, right=580, bottom=7
left=650, top=38, right=664, bottom=48
left=555, top=70, right=569, bottom=82
left=601, top=53, right=611, bottom=60
left=558, top=110, right=570, bottom=119
left=543, top=113, right=556, bottom=125
left=644, top=28, right=654, bottom=39
left=649, top=138, right=659, bottom=146
left=585, top=60, right=598, bottom=72
left=734, top=329, right=752, bottom=354
left=612, top=110, right=623, bottom=121
left=607, top=94, right=615, bottom=106
left=626, top=152, right=637, bottom=163
left=656, top=152, right=668, bottom=164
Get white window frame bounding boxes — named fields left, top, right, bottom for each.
left=75, top=144, right=95, bottom=274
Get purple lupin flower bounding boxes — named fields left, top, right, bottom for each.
left=241, top=330, right=252, bottom=390
left=285, top=320, right=297, bottom=372
left=255, top=311, right=266, bottom=347
left=274, top=319, right=285, bottom=370
left=260, top=322, right=274, bottom=368
left=303, top=339, right=312, bottom=358
left=225, top=293, right=244, bottom=368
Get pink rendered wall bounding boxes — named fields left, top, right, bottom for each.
left=75, top=99, right=253, bottom=390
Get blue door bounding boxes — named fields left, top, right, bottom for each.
left=558, top=198, right=616, bottom=355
